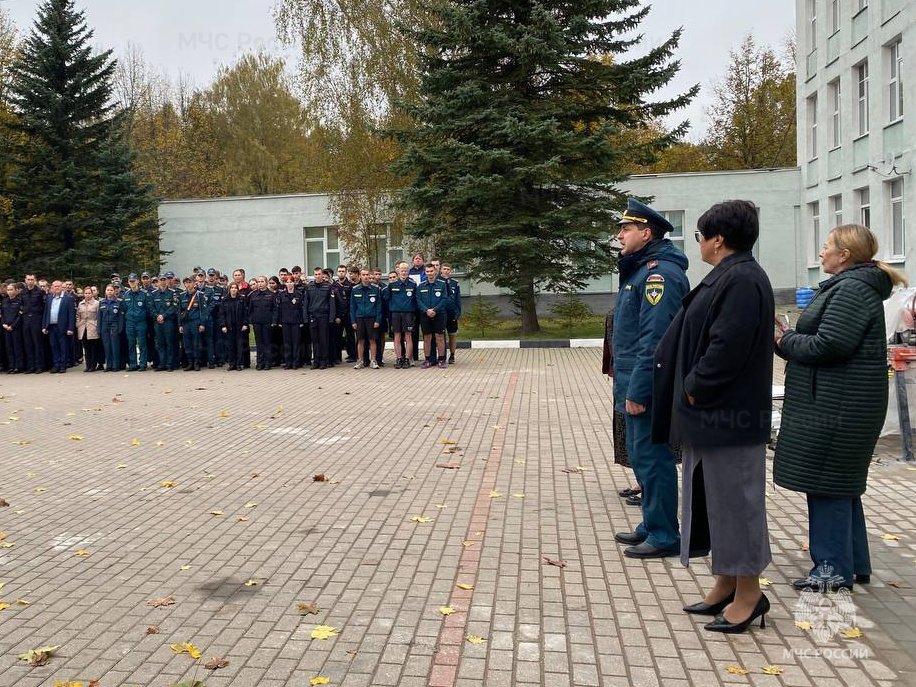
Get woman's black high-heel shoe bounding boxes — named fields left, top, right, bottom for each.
left=683, top=590, right=736, bottom=616
left=704, top=593, right=770, bottom=633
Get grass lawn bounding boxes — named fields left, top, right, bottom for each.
left=460, top=316, right=606, bottom=340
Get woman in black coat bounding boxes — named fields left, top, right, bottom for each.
left=774, top=224, right=908, bottom=592
left=219, top=282, right=249, bottom=370
left=653, top=200, right=775, bottom=634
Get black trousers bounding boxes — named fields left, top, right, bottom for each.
left=22, top=315, right=44, bottom=371
left=252, top=323, right=273, bottom=368
left=81, top=333, right=103, bottom=370
left=5, top=327, right=24, bottom=370
left=310, top=317, right=330, bottom=365
left=281, top=324, right=301, bottom=367
left=226, top=330, right=248, bottom=368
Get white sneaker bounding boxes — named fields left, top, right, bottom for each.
left=353, top=362, right=364, bottom=369
left=370, top=360, right=379, bottom=369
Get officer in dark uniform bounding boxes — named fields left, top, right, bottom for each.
left=122, top=273, right=152, bottom=371
left=305, top=267, right=336, bottom=369
left=141, top=271, right=160, bottom=369
left=331, top=265, right=356, bottom=364
left=203, top=268, right=226, bottom=367
left=275, top=277, right=305, bottom=369
left=247, top=276, right=276, bottom=370
left=178, top=277, right=209, bottom=370
left=151, top=275, right=179, bottom=371
left=99, top=283, right=125, bottom=371
left=612, top=198, right=690, bottom=559
left=20, top=274, right=46, bottom=373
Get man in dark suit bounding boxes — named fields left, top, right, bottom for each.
left=41, top=280, right=75, bottom=373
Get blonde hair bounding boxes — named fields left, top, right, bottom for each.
left=829, top=224, right=908, bottom=287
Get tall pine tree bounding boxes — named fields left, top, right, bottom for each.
left=2, top=0, right=160, bottom=281
left=392, top=0, right=696, bottom=332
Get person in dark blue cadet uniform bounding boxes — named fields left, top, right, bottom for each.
left=98, top=284, right=125, bottom=372
left=611, top=198, right=690, bottom=559
left=122, top=273, right=151, bottom=371
left=151, top=276, right=179, bottom=371
left=178, top=277, right=209, bottom=371
left=440, top=263, right=461, bottom=364
left=384, top=261, right=418, bottom=369
left=416, top=263, right=450, bottom=369
left=306, top=267, right=336, bottom=369
left=219, top=282, right=249, bottom=370
left=349, top=269, right=382, bottom=369
left=275, top=277, right=305, bottom=369
left=203, top=268, right=226, bottom=368
left=247, top=276, right=276, bottom=371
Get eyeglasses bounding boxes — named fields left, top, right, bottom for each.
left=694, top=230, right=703, bottom=243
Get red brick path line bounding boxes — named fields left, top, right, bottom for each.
left=428, top=369, right=520, bottom=687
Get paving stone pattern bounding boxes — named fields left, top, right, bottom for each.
left=0, top=349, right=914, bottom=686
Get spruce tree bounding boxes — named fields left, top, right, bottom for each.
left=3, top=0, right=160, bottom=281
left=392, top=0, right=696, bottom=332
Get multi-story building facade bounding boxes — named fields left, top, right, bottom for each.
left=797, top=0, right=914, bottom=285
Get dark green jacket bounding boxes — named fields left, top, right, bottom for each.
left=773, top=264, right=892, bottom=497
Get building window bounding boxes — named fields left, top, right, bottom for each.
left=829, top=79, right=841, bottom=148
left=854, top=61, right=869, bottom=136
left=856, top=187, right=871, bottom=226
left=807, top=0, right=818, bottom=49
left=807, top=94, right=818, bottom=159
left=386, top=225, right=406, bottom=273
left=304, top=226, right=340, bottom=271
left=888, top=39, right=903, bottom=122
left=829, top=0, right=840, bottom=34
left=829, top=194, right=843, bottom=228
left=660, top=210, right=685, bottom=252
left=810, top=201, right=821, bottom=264
left=889, top=178, right=905, bottom=257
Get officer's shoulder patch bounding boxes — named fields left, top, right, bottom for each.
left=646, top=260, right=659, bottom=270
left=645, top=273, right=665, bottom=283
left=645, top=277, right=665, bottom=306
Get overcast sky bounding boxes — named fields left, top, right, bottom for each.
left=2, top=0, right=796, bottom=141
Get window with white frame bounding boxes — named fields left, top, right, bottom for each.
left=660, top=210, right=685, bottom=252
left=856, top=187, right=871, bottom=227
left=829, top=79, right=841, bottom=148
left=889, top=178, right=905, bottom=257
left=829, top=0, right=840, bottom=34
left=854, top=60, right=869, bottom=136
left=888, top=39, right=903, bottom=122
left=829, top=194, right=843, bottom=227
left=304, top=226, right=341, bottom=271
left=807, top=93, right=818, bottom=159
left=807, top=0, right=818, bottom=49
left=810, top=201, right=821, bottom=264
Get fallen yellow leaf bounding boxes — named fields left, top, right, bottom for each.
left=179, top=565, right=191, bottom=571
left=440, top=439, right=457, bottom=445
left=759, top=577, right=772, bottom=586
left=462, top=540, right=475, bottom=547
left=310, top=678, right=331, bottom=686
left=840, top=627, right=864, bottom=638
left=465, top=635, right=486, bottom=644
left=16, top=599, right=30, bottom=605
left=435, top=504, right=447, bottom=509
left=68, top=434, right=82, bottom=441
left=511, top=493, right=525, bottom=499
left=209, top=510, right=224, bottom=516
left=74, top=549, right=90, bottom=557
left=0, top=542, right=13, bottom=548
left=515, top=459, right=526, bottom=465
left=243, top=502, right=257, bottom=509
left=17, top=645, right=59, bottom=666
left=456, top=583, right=474, bottom=590
left=795, top=620, right=812, bottom=631
left=244, top=579, right=259, bottom=587
left=170, top=642, right=202, bottom=659
left=725, top=665, right=749, bottom=675
left=116, top=464, right=128, bottom=469
left=160, top=481, right=176, bottom=488
left=881, top=533, right=901, bottom=541
left=13, top=440, right=30, bottom=446
left=131, top=438, right=141, bottom=446
left=238, top=516, right=249, bottom=522
left=761, top=665, right=784, bottom=675
left=34, top=487, right=45, bottom=493
left=438, top=606, right=455, bottom=616
left=310, top=625, right=338, bottom=640
left=53, top=681, right=83, bottom=687
left=155, top=440, right=165, bottom=447
left=218, top=410, right=230, bottom=418
left=0, top=602, right=10, bottom=611
left=489, top=491, right=503, bottom=498
left=411, top=516, right=433, bottom=523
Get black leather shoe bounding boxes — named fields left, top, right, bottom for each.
left=854, top=574, right=870, bottom=585
left=792, top=577, right=852, bottom=592
left=684, top=590, right=735, bottom=615
left=704, top=594, right=769, bottom=633
left=625, top=495, right=642, bottom=507
left=623, top=542, right=679, bottom=559
left=618, top=487, right=642, bottom=497
left=614, top=531, right=646, bottom=545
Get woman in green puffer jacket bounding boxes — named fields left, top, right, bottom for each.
left=775, top=224, right=908, bottom=592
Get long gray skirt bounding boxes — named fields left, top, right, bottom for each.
left=680, top=444, right=772, bottom=576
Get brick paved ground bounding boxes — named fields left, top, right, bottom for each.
left=0, top=349, right=914, bottom=687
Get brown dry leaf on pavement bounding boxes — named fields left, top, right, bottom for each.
left=436, top=463, right=461, bottom=469
left=17, top=645, right=59, bottom=666
left=888, top=581, right=907, bottom=588
left=147, top=595, right=176, bottom=608
left=298, top=602, right=321, bottom=615
left=543, top=556, right=567, bottom=568
left=313, top=474, right=327, bottom=482
left=0, top=498, right=8, bottom=507
left=204, top=656, right=229, bottom=669
left=145, top=626, right=160, bottom=635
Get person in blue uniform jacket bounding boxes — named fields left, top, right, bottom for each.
left=612, top=198, right=690, bottom=559
left=121, top=273, right=151, bottom=371
left=98, top=284, right=125, bottom=372
left=177, top=278, right=209, bottom=371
